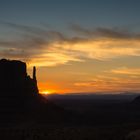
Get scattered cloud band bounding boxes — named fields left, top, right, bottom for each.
left=1, top=22, right=140, bottom=67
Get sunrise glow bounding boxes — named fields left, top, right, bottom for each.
left=1, top=0, right=140, bottom=94
left=40, top=90, right=52, bottom=95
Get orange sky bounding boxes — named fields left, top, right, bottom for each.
left=26, top=37, right=140, bottom=94
left=1, top=1, right=140, bottom=94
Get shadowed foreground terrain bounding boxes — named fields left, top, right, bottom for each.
left=1, top=59, right=140, bottom=139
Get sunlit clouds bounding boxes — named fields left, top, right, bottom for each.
left=1, top=22, right=140, bottom=93
left=1, top=38, right=140, bottom=67
left=74, top=74, right=140, bottom=93
left=110, top=67, right=140, bottom=75
left=1, top=22, right=140, bottom=67
left=46, top=39, right=140, bottom=62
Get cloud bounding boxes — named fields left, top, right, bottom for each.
left=70, top=24, right=140, bottom=39
left=45, top=37, right=140, bottom=63
left=74, top=75, right=140, bottom=92
left=1, top=22, right=140, bottom=67
left=110, top=67, right=140, bottom=75
left=0, top=21, right=65, bottom=40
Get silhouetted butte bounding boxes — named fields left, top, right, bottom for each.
left=0, top=59, right=40, bottom=124
left=0, top=59, right=71, bottom=126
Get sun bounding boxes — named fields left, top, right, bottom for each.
left=40, top=90, right=52, bottom=95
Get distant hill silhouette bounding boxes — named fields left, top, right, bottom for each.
left=132, top=96, right=140, bottom=105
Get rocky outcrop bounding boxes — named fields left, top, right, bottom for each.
left=0, top=59, right=40, bottom=125
left=0, top=59, right=73, bottom=127
left=0, top=59, right=38, bottom=97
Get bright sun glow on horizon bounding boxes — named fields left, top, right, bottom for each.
left=40, top=90, right=52, bottom=95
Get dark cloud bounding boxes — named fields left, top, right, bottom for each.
left=0, top=41, right=19, bottom=47
left=0, top=21, right=65, bottom=40
left=96, top=28, right=131, bottom=39
left=0, top=21, right=66, bottom=51
left=1, top=21, right=140, bottom=42
left=0, top=21, right=70, bottom=66
left=0, top=21, right=48, bottom=35
left=70, top=24, right=140, bottom=39
left=0, top=48, right=31, bottom=62
left=0, top=36, right=47, bottom=50
left=70, top=24, right=94, bottom=37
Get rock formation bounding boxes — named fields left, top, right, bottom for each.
left=0, top=59, right=70, bottom=126
left=0, top=59, right=38, bottom=97
left=0, top=59, right=40, bottom=124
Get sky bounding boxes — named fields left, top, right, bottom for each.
left=1, top=0, right=140, bottom=94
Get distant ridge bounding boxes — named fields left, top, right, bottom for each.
left=132, top=96, right=140, bottom=104
left=46, top=92, right=140, bottom=101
